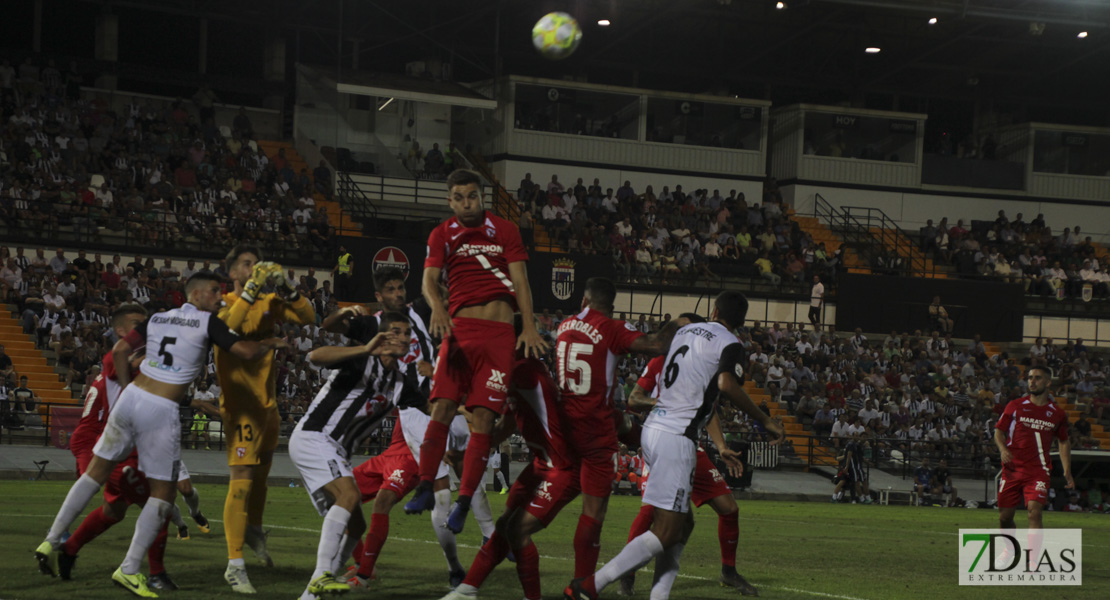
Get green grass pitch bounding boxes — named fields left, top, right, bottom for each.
left=1, top=481, right=1107, bottom=599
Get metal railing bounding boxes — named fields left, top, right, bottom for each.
left=813, top=193, right=938, bottom=278
left=0, top=202, right=342, bottom=265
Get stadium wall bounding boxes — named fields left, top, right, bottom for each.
left=785, top=184, right=1110, bottom=242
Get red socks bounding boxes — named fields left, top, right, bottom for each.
left=148, top=519, right=170, bottom=575
left=515, top=541, right=541, bottom=600
left=573, top=514, right=603, bottom=578
left=63, top=506, right=121, bottom=556
left=719, top=511, right=739, bottom=568
left=358, top=513, right=390, bottom=579
left=627, top=504, right=655, bottom=543
left=458, top=432, right=491, bottom=498
left=462, top=531, right=510, bottom=588
left=418, top=420, right=450, bottom=483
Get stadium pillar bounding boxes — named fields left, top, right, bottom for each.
left=32, top=0, right=42, bottom=53
left=199, top=18, right=208, bottom=75
left=94, top=13, right=119, bottom=90
left=262, top=36, right=286, bottom=110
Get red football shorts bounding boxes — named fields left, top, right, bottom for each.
left=998, top=469, right=1050, bottom=509
left=640, top=450, right=731, bottom=507
left=505, top=462, right=581, bottom=527
left=430, top=318, right=515, bottom=414
left=74, top=444, right=146, bottom=506
left=354, top=451, right=420, bottom=503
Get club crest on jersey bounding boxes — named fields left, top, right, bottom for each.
left=551, top=258, right=576, bottom=301
left=373, top=246, right=410, bottom=281
left=486, top=227, right=496, bottom=238
left=236, top=447, right=246, bottom=458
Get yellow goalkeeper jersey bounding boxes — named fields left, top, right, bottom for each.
left=215, top=291, right=316, bottom=411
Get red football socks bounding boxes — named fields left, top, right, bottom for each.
left=458, top=432, right=492, bottom=498
left=515, top=541, right=541, bottom=600
left=418, top=420, right=450, bottom=483
left=573, top=514, right=603, bottom=578
left=64, top=506, right=121, bottom=556
left=627, top=504, right=655, bottom=543
left=358, top=513, right=390, bottom=579
left=147, top=519, right=170, bottom=576
left=462, top=531, right=510, bottom=588
left=719, top=511, right=739, bottom=568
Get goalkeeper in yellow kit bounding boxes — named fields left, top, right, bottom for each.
left=218, top=245, right=316, bottom=593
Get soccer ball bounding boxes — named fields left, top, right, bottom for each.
left=532, top=12, right=582, bottom=60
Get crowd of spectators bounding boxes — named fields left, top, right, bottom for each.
left=917, top=210, right=1110, bottom=299
left=0, top=56, right=337, bottom=259
left=516, top=173, right=842, bottom=290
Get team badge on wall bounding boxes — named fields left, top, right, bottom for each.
left=373, top=246, right=411, bottom=280
left=551, top=258, right=576, bottom=301
left=1081, top=283, right=1093, bottom=303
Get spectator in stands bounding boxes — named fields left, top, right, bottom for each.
left=928, top=296, right=954, bottom=333
left=233, top=106, right=254, bottom=138
left=12, top=375, right=41, bottom=428
left=0, top=344, right=14, bottom=381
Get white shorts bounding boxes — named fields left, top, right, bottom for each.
left=93, top=385, right=182, bottom=482
left=290, top=429, right=352, bottom=516
left=177, top=461, right=191, bottom=482
left=640, top=427, right=696, bottom=514
left=448, top=415, right=470, bottom=453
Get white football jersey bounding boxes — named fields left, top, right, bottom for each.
left=644, top=321, right=745, bottom=441
left=140, top=303, right=240, bottom=385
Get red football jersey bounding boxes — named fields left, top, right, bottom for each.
left=555, top=307, right=643, bottom=428
left=995, top=396, right=1069, bottom=477
left=70, top=328, right=146, bottom=453
left=424, top=211, right=528, bottom=316
left=509, top=357, right=575, bottom=471
left=637, top=356, right=665, bottom=397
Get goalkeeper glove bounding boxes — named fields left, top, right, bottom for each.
left=243, top=261, right=280, bottom=304
left=270, top=270, right=300, bottom=301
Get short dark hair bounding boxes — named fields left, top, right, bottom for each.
left=446, top=169, right=483, bottom=194
left=677, top=312, right=706, bottom=324
left=224, top=244, right=263, bottom=272
left=373, top=267, right=406, bottom=292
left=185, top=272, right=222, bottom=295
left=1028, top=365, right=1054, bottom=380
left=584, top=277, right=617, bottom=309
left=110, top=303, right=148, bottom=328
left=380, top=311, right=409, bottom=328
left=715, top=291, right=749, bottom=330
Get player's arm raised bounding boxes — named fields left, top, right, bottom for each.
left=507, top=260, right=548, bottom=358
left=111, top=321, right=146, bottom=389
left=220, top=261, right=281, bottom=332
left=270, top=267, right=316, bottom=324
left=321, top=304, right=369, bottom=334
left=717, top=343, right=783, bottom=444
left=422, top=265, right=453, bottom=339
left=706, top=411, right=743, bottom=477
left=628, top=319, right=678, bottom=356
left=307, top=332, right=406, bottom=367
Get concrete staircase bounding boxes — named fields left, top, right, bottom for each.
left=744, top=380, right=838, bottom=467
left=791, top=214, right=867, bottom=274
left=0, top=307, right=76, bottom=428
left=867, top=227, right=948, bottom=279
left=258, top=140, right=361, bottom=235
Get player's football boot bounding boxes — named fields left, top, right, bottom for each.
left=192, top=512, right=211, bottom=533
left=446, top=500, right=470, bottom=534
left=245, top=527, right=274, bottom=567
left=438, top=587, right=478, bottom=599
left=112, top=567, right=159, bottom=598
left=58, top=550, right=78, bottom=580
left=345, top=574, right=372, bottom=592
left=34, top=540, right=57, bottom=577
left=448, top=568, right=467, bottom=589
left=719, top=569, right=759, bottom=596
left=148, top=572, right=179, bottom=591
left=342, top=565, right=377, bottom=581
left=177, top=525, right=190, bottom=540
left=307, top=572, right=350, bottom=595
left=617, top=571, right=636, bottom=596
left=563, top=578, right=598, bottom=600
left=224, top=563, right=257, bottom=594
left=404, top=483, right=435, bottom=515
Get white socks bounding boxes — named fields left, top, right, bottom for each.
left=314, top=505, right=352, bottom=579
left=649, top=542, right=685, bottom=600
left=595, top=531, right=664, bottom=593
left=495, top=471, right=509, bottom=489
left=47, top=473, right=102, bottom=545
left=471, top=486, right=495, bottom=540
left=432, top=489, right=464, bottom=573
left=170, top=503, right=187, bottom=528
left=332, top=532, right=359, bottom=574
left=182, top=487, right=201, bottom=518
left=121, top=498, right=172, bottom=575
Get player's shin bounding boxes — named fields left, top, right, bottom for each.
left=64, top=505, right=122, bottom=555
left=515, top=541, right=541, bottom=600
left=247, top=461, right=272, bottom=528
left=147, top=519, right=170, bottom=576
left=719, top=511, right=739, bottom=569
left=627, top=505, right=654, bottom=543
left=594, top=531, right=664, bottom=593
left=432, top=489, right=466, bottom=574
left=47, top=473, right=102, bottom=545
left=573, top=514, right=604, bottom=578
left=182, top=487, right=201, bottom=518
left=458, top=432, right=492, bottom=498
left=224, top=478, right=251, bottom=564
left=121, top=498, right=172, bottom=575
left=418, top=421, right=451, bottom=483
left=357, top=513, right=390, bottom=579
left=314, top=505, right=351, bottom=579
left=461, top=530, right=510, bottom=589
left=648, top=542, right=685, bottom=600
left=470, top=485, right=496, bottom=539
